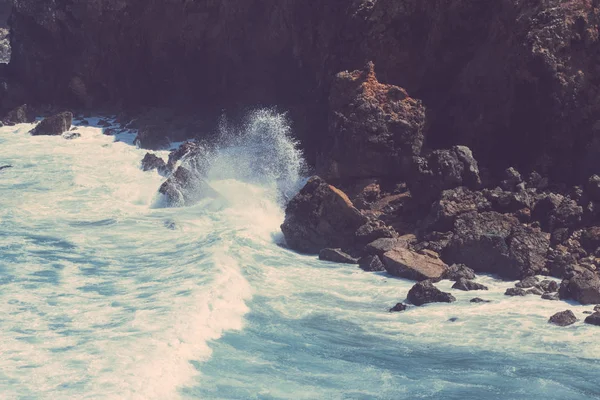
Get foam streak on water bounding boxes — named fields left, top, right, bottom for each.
left=1, top=114, right=600, bottom=400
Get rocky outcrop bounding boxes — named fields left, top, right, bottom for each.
left=318, top=62, right=425, bottom=181
left=446, top=211, right=550, bottom=279
left=382, top=248, right=447, bottom=281
left=389, top=303, right=408, bottom=312
left=281, top=176, right=369, bottom=253
left=2, top=104, right=35, bottom=125
left=29, top=112, right=72, bottom=136
left=560, top=270, right=600, bottom=305
left=5, top=0, right=600, bottom=184
left=407, top=280, right=456, bottom=306
left=549, top=310, right=577, bottom=327
left=141, top=153, right=168, bottom=175
left=158, top=166, right=219, bottom=207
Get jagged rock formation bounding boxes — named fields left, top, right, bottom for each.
left=3, top=0, right=600, bottom=182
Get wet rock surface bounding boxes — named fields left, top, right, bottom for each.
left=451, top=278, right=488, bottom=291
left=549, top=310, right=577, bottom=327
left=30, top=112, right=72, bottom=136
left=407, top=280, right=456, bottom=306
left=281, top=176, right=368, bottom=254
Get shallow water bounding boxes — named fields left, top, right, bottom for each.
left=0, top=116, right=599, bottom=400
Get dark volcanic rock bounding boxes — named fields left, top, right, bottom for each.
left=446, top=211, right=549, bottom=279
left=538, top=280, right=560, bottom=293
left=319, top=62, right=425, bottom=181
left=452, top=278, right=488, bottom=291
left=141, top=153, right=168, bottom=175
left=319, top=248, right=358, bottom=264
left=281, top=176, right=368, bottom=253
left=407, top=280, right=456, bottom=306
left=424, top=187, right=491, bottom=232
left=30, top=112, right=72, bottom=136
left=560, top=270, right=600, bottom=305
left=441, top=263, right=476, bottom=281
left=3, top=104, right=35, bottom=125
left=389, top=303, right=408, bottom=312
left=159, top=166, right=219, bottom=207
left=358, top=255, right=385, bottom=272
left=470, top=297, right=491, bottom=303
left=585, top=312, right=600, bottom=326
left=382, top=248, right=448, bottom=281
left=409, top=146, right=482, bottom=207
left=549, top=310, right=577, bottom=327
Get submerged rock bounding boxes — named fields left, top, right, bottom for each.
left=281, top=176, right=368, bottom=253
left=62, top=132, right=81, bottom=140
left=549, top=310, right=577, bottom=327
left=452, top=278, right=488, bottom=291
left=382, top=248, right=447, bottom=281
left=407, top=280, right=456, bottom=306
left=505, top=287, right=527, bottom=296
left=30, top=112, right=72, bottom=136
left=470, top=298, right=491, bottom=303
left=319, top=248, right=358, bottom=264
left=389, top=303, right=408, bottom=312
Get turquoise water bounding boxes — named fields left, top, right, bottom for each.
left=1, top=115, right=599, bottom=399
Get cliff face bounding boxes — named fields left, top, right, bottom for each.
left=4, top=0, right=600, bottom=181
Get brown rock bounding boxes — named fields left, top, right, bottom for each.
left=382, top=248, right=447, bottom=281
left=319, top=62, right=425, bottom=181
left=281, top=176, right=368, bottom=253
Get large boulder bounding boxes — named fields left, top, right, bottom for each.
left=158, top=166, right=219, bottom=207
left=318, top=62, right=425, bottom=181
left=407, top=280, right=456, bottom=306
left=446, top=211, right=549, bottom=279
left=382, top=248, right=448, bottom=281
left=548, top=310, right=577, bottom=327
left=408, top=145, right=482, bottom=207
left=281, top=176, right=369, bottom=253
left=29, top=112, right=72, bottom=136
left=584, top=312, right=600, bottom=326
left=560, top=270, right=600, bottom=305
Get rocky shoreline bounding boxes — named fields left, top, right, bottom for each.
left=2, top=0, right=600, bottom=327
